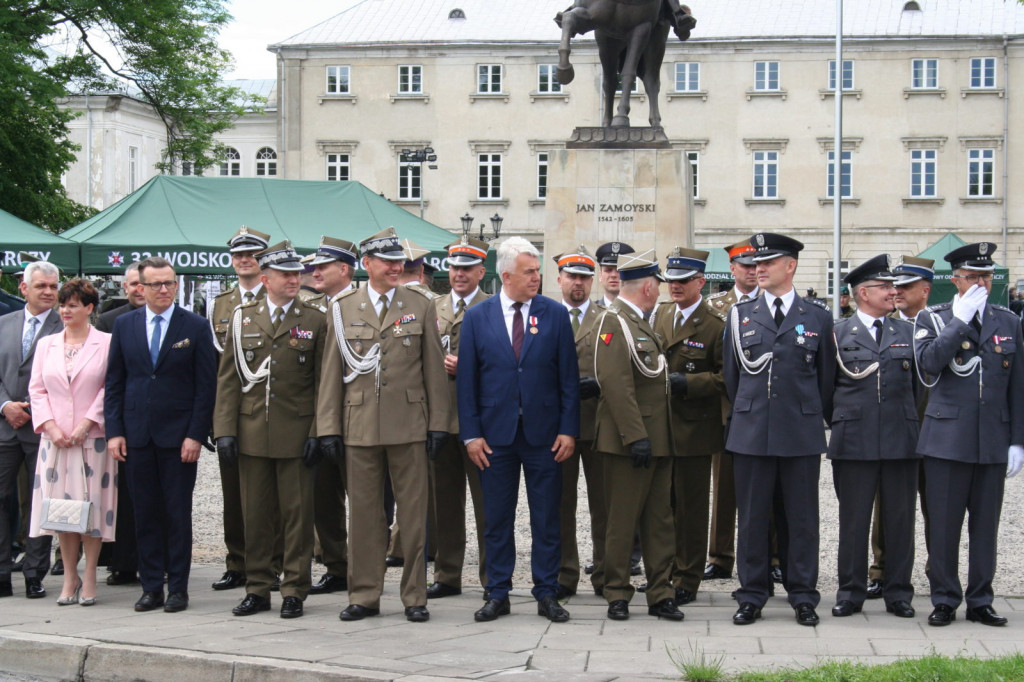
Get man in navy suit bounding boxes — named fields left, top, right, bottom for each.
left=458, top=237, right=580, bottom=623
left=105, top=257, right=217, bottom=614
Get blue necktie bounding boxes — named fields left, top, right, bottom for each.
left=21, top=317, right=39, bottom=361
left=150, top=315, right=163, bottom=367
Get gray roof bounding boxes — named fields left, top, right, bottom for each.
left=272, top=0, right=1024, bottom=49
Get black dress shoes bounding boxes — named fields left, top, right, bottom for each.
left=928, top=604, right=956, bottom=626
left=280, top=596, right=303, bottom=619
left=538, top=595, right=570, bottom=622
left=555, top=584, right=576, bottom=600
left=702, top=563, right=731, bottom=581
left=795, top=604, right=820, bottom=626
left=607, top=599, right=629, bottom=620
left=340, top=604, right=380, bottom=621
left=308, top=573, right=347, bottom=595
left=630, top=559, right=642, bottom=576
left=135, top=591, right=165, bottom=612
left=269, top=575, right=281, bottom=592
left=107, top=571, right=139, bottom=586
left=212, top=570, right=246, bottom=591
left=831, top=600, right=861, bottom=617
left=771, top=566, right=784, bottom=584
left=648, top=598, right=684, bottom=621
left=966, top=605, right=1007, bottom=626
left=886, top=601, right=915, bottom=618
left=426, top=582, right=462, bottom=599
left=233, top=593, right=271, bottom=616
left=0, top=580, right=12, bottom=598
left=866, top=579, right=884, bottom=599
left=674, top=588, right=696, bottom=605
left=733, top=602, right=761, bottom=625
left=584, top=562, right=595, bottom=575
left=385, top=555, right=404, bottom=568
left=405, top=605, right=430, bottom=622
left=50, top=560, right=64, bottom=576
left=474, top=598, right=511, bottom=622
left=164, top=592, right=189, bottom=612
left=593, top=585, right=603, bottom=597
left=24, top=578, right=45, bottom=599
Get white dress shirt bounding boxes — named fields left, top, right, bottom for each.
left=499, top=289, right=532, bottom=344
left=145, top=304, right=175, bottom=350
left=762, top=288, right=797, bottom=319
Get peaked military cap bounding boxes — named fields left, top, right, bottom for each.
left=749, top=233, right=804, bottom=262
left=400, top=238, right=431, bottom=268
left=595, top=241, right=635, bottom=266
left=256, top=240, right=304, bottom=272
left=724, top=239, right=758, bottom=265
left=447, top=236, right=489, bottom=267
left=360, top=227, right=406, bottom=261
left=945, top=242, right=997, bottom=272
left=845, top=254, right=899, bottom=288
left=554, top=245, right=597, bottom=276
left=892, top=256, right=935, bottom=284
left=617, top=248, right=665, bottom=282
left=227, top=225, right=271, bottom=254
left=309, top=236, right=358, bottom=267
left=664, top=247, right=709, bottom=281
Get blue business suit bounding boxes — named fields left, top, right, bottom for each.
left=104, top=305, right=216, bottom=594
left=457, top=292, right=579, bottom=601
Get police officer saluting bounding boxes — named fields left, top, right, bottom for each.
left=214, top=241, right=328, bottom=619
left=914, top=242, right=1024, bottom=627
left=828, top=255, right=920, bottom=620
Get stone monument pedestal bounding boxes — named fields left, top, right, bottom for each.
left=542, top=127, right=692, bottom=299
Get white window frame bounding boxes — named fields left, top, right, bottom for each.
left=828, top=60, right=854, bottom=91
left=398, top=160, right=422, bottom=200
left=398, top=65, right=423, bottom=94
left=128, top=146, right=139, bottom=193
left=181, top=161, right=196, bottom=177
left=911, top=58, right=938, bottom=89
left=967, top=148, right=995, bottom=197
left=969, top=57, right=996, bottom=89
left=326, top=65, right=350, bottom=94
left=326, top=153, right=350, bottom=182
left=686, top=151, right=699, bottom=198
left=477, top=153, right=502, bottom=200
left=536, top=152, right=549, bottom=199
left=826, top=260, right=851, bottom=297
left=674, top=62, right=700, bottom=93
left=477, top=64, right=502, bottom=94
left=910, top=149, right=937, bottom=197
left=827, top=150, right=852, bottom=199
left=752, top=150, right=778, bottom=199
left=255, top=147, right=277, bottom=177
left=537, top=64, right=562, bottom=93
left=754, top=61, right=780, bottom=91
left=220, top=147, right=241, bottom=177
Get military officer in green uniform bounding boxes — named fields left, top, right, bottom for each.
left=317, top=227, right=450, bottom=623
left=593, top=250, right=683, bottom=622
left=213, top=241, right=328, bottom=619
left=651, top=248, right=726, bottom=606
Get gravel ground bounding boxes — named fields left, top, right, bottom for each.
left=191, top=445, right=1024, bottom=599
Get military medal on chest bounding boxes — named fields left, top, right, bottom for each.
left=529, top=315, right=539, bottom=334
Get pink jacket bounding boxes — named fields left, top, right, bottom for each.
left=30, top=326, right=111, bottom=439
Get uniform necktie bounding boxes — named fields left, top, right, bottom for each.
left=739, top=294, right=750, bottom=303
left=773, top=298, right=785, bottom=328
left=150, top=315, right=162, bottom=367
left=570, top=307, right=581, bottom=334
left=674, top=310, right=683, bottom=331
left=378, top=294, right=389, bottom=325
left=244, top=291, right=254, bottom=303
left=512, top=302, right=524, bottom=361
left=971, top=313, right=983, bottom=335
left=872, top=319, right=884, bottom=346
left=273, top=306, right=285, bottom=331
left=456, top=298, right=466, bottom=317
left=21, top=316, right=39, bottom=361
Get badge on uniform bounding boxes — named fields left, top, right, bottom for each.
left=683, top=339, right=706, bottom=349
left=915, top=328, right=929, bottom=340
left=685, top=362, right=696, bottom=372
left=529, top=316, right=539, bottom=334
left=354, top=342, right=363, bottom=354
left=399, top=314, right=416, bottom=325
left=797, top=337, right=806, bottom=345
left=298, top=354, right=307, bottom=365
left=962, top=341, right=971, bottom=350
left=902, top=360, right=910, bottom=370
left=742, top=317, right=750, bottom=326
left=242, top=317, right=252, bottom=327
left=245, top=350, right=255, bottom=362
left=600, top=333, right=614, bottom=345
left=402, top=337, right=411, bottom=347
left=742, top=330, right=756, bottom=338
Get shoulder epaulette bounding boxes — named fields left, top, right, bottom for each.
left=301, top=298, right=328, bottom=314
left=734, top=297, right=756, bottom=308
left=991, top=303, right=1013, bottom=314
left=404, top=284, right=437, bottom=300
left=336, top=287, right=360, bottom=300
left=804, top=297, right=831, bottom=312
left=707, top=290, right=729, bottom=300
left=925, top=302, right=952, bottom=313
left=238, top=298, right=260, bottom=309
left=704, top=303, right=728, bottom=322
left=214, top=288, right=237, bottom=301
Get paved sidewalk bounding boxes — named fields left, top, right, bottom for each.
left=0, top=564, right=1021, bottom=681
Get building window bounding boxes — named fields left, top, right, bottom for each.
left=828, top=60, right=854, bottom=91
left=826, top=260, right=851, bottom=297
left=128, top=146, right=139, bottom=193
left=537, top=65, right=562, bottom=93
left=754, top=61, right=779, bottom=91
left=752, top=150, right=778, bottom=199
left=255, top=147, right=277, bottom=177
left=477, top=64, right=502, bottom=94
left=827, top=150, right=852, bottom=198
left=686, top=151, right=699, bottom=198
left=910, top=149, right=937, bottom=197
left=398, top=65, right=423, bottom=94
left=220, top=147, right=241, bottom=176
left=181, top=162, right=195, bottom=176
left=537, top=152, right=549, bottom=199
left=967, top=148, right=995, bottom=197
left=399, top=160, right=421, bottom=200
left=970, top=57, right=996, bottom=89
left=674, top=62, right=700, bottom=92
left=911, top=59, right=938, bottom=89
left=614, top=73, right=642, bottom=94
left=477, top=153, right=502, bottom=200
left=326, top=65, right=350, bottom=94
left=326, top=153, right=349, bottom=181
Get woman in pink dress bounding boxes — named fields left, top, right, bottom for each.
left=28, top=279, right=114, bottom=606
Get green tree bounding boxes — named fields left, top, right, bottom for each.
left=0, top=1, right=254, bottom=231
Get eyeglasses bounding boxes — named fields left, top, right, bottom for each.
left=142, top=281, right=177, bottom=291
left=861, top=282, right=896, bottom=290
left=954, top=273, right=993, bottom=284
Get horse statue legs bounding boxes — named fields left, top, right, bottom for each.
left=555, top=3, right=596, bottom=86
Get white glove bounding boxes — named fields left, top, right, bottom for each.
left=1008, top=445, right=1024, bottom=479
left=951, top=284, right=987, bottom=324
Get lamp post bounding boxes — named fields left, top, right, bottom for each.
left=479, top=212, right=503, bottom=241
left=460, top=212, right=474, bottom=238
left=399, top=147, right=437, bottom=219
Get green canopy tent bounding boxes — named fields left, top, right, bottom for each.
left=697, top=244, right=734, bottom=296
left=0, top=208, right=80, bottom=273
left=917, top=232, right=1009, bottom=306
left=61, top=176, right=481, bottom=280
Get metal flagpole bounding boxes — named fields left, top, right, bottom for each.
left=832, top=0, right=844, bottom=314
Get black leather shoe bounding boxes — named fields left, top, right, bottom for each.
left=555, top=584, right=576, bottom=600
left=212, top=570, right=246, bottom=591
left=831, top=600, right=861, bottom=617
left=385, top=555, right=404, bottom=568
left=164, top=591, right=189, bottom=612
left=426, top=582, right=462, bottom=599
left=733, top=602, right=761, bottom=625
left=482, top=589, right=490, bottom=601
left=593, top=585, right=604, bottom=597
left=0, top=581, right=12, bottom=598
left=232, top=593, right=271, bottom=616
left=636, top=583, right=648, bottom=593
left=135, top=591, right=165, bottom=612
left=340, top=604, right=380, bottom=621
left=24, top=577, right=45, bottom=599
left=966, top=605, right=1007, bottom=626
left=269, top=575, right=281, bottom=592
left=474, top=598, right=511, bottom=622
left=928, top=604, right=956, bottom=626
left=630, top=559, right=642, bottom=576
left=795, top=604, right=820, bottom=626
left=771, top=566, right=783, bottom=584
left=607, top=599, right=629, bottom=620
left=649, top=598, right=684, bottom=621
left=107, top=571, right=139, bottom=586
left=886, top=600, right=915, bottom=618
left=538, top=595, right=570, bottom=622
left=308, top=573, right=347, bottom=595
left=405, top=605, right=430, bottom=622
left=280, top=596, right=303, bottom=619
left=675, top=588, right=696, bottom=605
left=703, top=563, right=731, bottom=581
left=584, top=562, right=595, bottom=575
left=866, top=579, right=884, bottom=599
left=50, top=560, right=64, bottom=576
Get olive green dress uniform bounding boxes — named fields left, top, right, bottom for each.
left=653, top=297, right=726, bottom=596
left=594, top=299, right=676, bottom=606
left=317, top=285, right=450, bottom=610
left=213, top=295, right=327, bottom=600
left=429, top=288, right=489, bottom=589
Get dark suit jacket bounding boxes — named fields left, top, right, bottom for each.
left=0, top=308, right=63, bottom=445
left=96, top=302, right=140, bottom=333
left=457, top=293, right=580, bottom=448
left=104, top=305, right=217, bottom=449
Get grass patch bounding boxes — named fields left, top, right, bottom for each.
left=667, top=641, right=727, bottom=682
left=733, top=652, right=1024, bottom=682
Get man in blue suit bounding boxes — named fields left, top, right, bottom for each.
left=105, top=257, right=217, bottom=614
left=458, top=237, right=580, bottom=623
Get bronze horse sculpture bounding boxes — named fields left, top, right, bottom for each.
left=555, top=0, right=696, bottom=129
